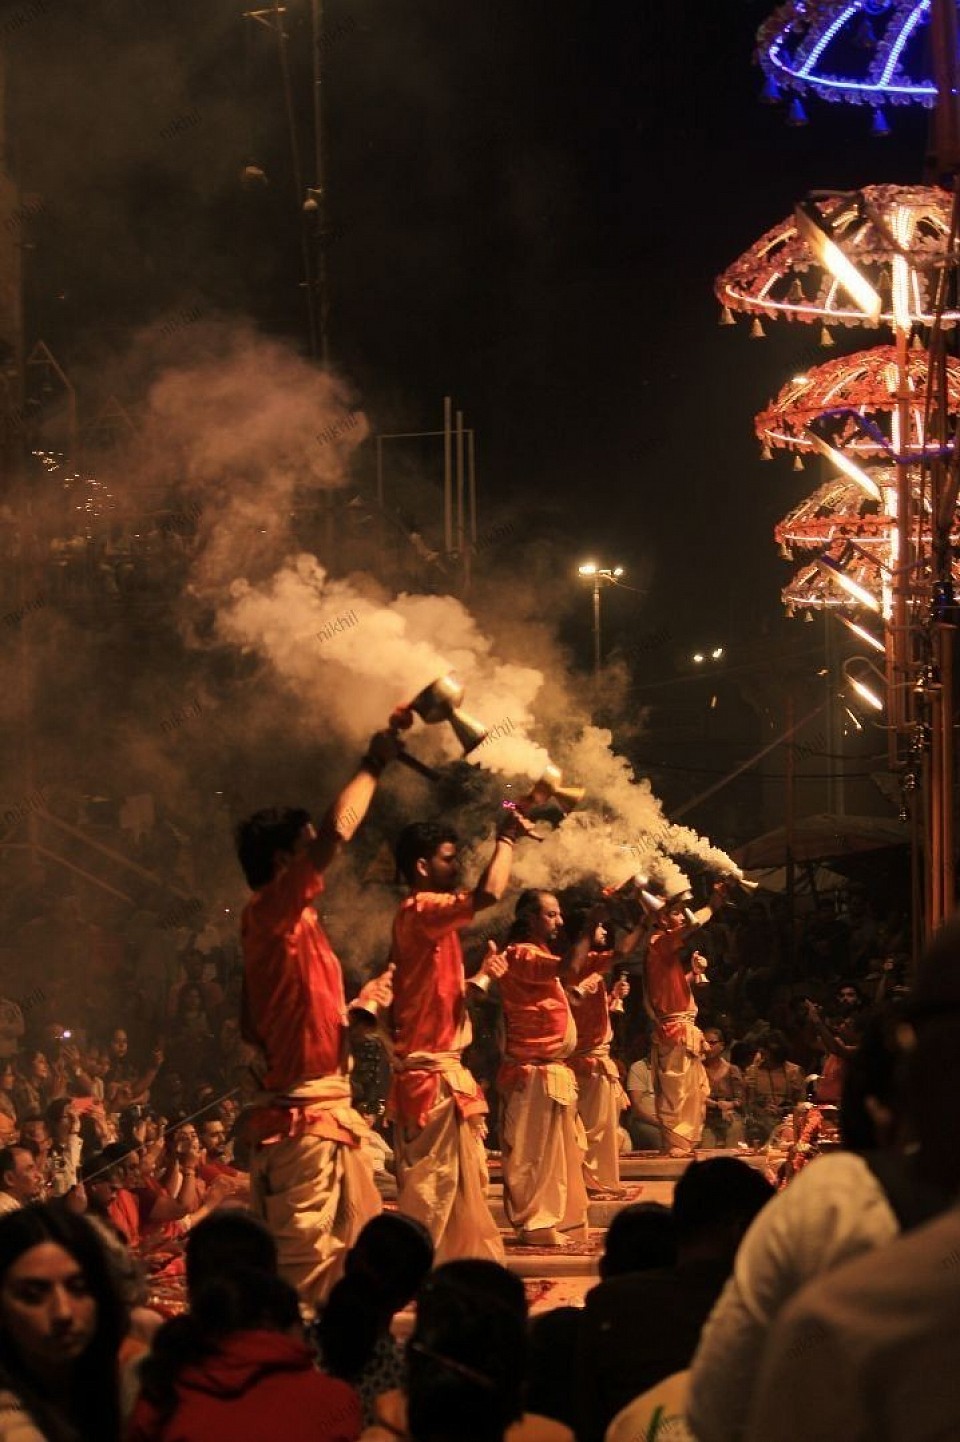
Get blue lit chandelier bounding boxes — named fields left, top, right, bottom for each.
left=757, top=0, right=938, bottom=126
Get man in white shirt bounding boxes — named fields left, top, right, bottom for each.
left=0, top=1146, right=43, bottom=1215
left=626, top=1046, right=662, bottom=1150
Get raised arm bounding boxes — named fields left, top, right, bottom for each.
left=472, top=810, right=537, bottom=911
left=306, top=729, right=402, bottom=874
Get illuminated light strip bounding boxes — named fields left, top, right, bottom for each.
left=878, top=0, right=930, bottom=87
left=799, top=3, right=860, bottom=77
left=766, top=28, right=936, bottom=98
left=720, top=284, right=949, bottom=324
left=807, top=432, right=883, bottom=499
left=891, top=205, right=916, bottom=332
left=850, top=674, right=885, bottom=710
left=841, top=616, right=886, bottom=653
left=817, top=556, right=882, bottom=611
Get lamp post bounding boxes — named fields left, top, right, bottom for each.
left=578, top=562, right=623, bottom=684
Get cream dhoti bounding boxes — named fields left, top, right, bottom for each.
left=571, top=1048, right=628, bottom=1192
left=392, top=1049, right=503, bottom=1263
left=246, top=1074, right=382, bottom=1307
left=568, top=959, right=627, bottom=1193
left=651, top=1013, right=709, bottom=1150
left=388, top=888, right=503, bottom=1262
left=499, top=941, right=589, bottom=1239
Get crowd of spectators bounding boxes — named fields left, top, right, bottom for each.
left=0, top=873, right=943, bottom=1441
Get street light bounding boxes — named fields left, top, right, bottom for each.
left=578, top=562, right=624, bottom=683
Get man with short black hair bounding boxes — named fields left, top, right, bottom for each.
left=388, top=811, right=531, bottom=1262
left=0, top=1145, right=42, bottom=1214
left=237, top=727, right=401, bottom=1306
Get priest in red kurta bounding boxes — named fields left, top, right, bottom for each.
left=388, top=812, right=531, bottom=1262
left=237, top=730, right=399, bottom=1306
left=499, top=890, right=590, bottom=1248
left=641, top=884, right=726, bottom=1157
left=566, top=906, right=649, bottom=1196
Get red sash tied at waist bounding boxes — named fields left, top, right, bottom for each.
left=240, top=1076, right=368, bottom=1149
left=497, top=1057, right=579, bottom=1106
left=389, top=1049, right=487, bottom=1129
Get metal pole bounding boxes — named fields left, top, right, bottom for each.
left=785, top=693, right=796, bottom=973
left=455, top=409, right=465, bottom=562
left=375, top=434, right=384, bottom=571
left=592, top=577, right=601, bottom=684
left=938, top=619, right=956, bottom=916
left=443, top=396, right=453, bottom=554
left=311, top=0, right=329, bottom=364
left=467, top=429, right=477, bottom=545
left=893, top=325, right=912, bottom=746
left=930, top=0, right=960, bottom=176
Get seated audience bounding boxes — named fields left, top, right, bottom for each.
left=0, top=1202, right=125, bottom=1442
left=127, top=1268, right=361, bottom=1442
left=701, top=1028, right=745, bottom=1149
left=687, top=1004, right=949, bottom=1442
left=574, top=1159, right=774, bottom=1442
left=364, top=1260, right=573, bottom=1442
left=742, top=1032, right=805, bottom=1144
left=528, top=1204, right=676, bottom=1432
left=0, top=1147, right=42, bottom=1216
left=743, top=919, right=960, bottom=1441
left=315, top=1212, right=434, bottom=1426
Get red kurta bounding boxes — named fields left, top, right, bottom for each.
left=644, top=924, right=695, bottom=1020
left=570, top=950, right=617, bottom=1063
left=499, top=941, right=576, bottom=1091
left=241, top=851, right=348, bottom=1094
left=389, top=890, right=479, bottom=1126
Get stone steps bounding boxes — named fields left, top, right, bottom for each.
left=379, top=1148, right=778, bottom=1313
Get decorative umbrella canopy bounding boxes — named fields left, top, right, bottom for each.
left=716, top=184, right=960, bottom=328
left=757, top=0, right=937, bottom=113
left=776, top=472, right=897, bottom=546
left=782, top=539, right=960, bottom=611
left=755, top=343, right=960, bottom=453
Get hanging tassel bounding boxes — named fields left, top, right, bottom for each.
left=761, top=442, right=773, bottom=461
left=760, top=74, right=782, bottom=105
left=786, top=97, right=809, bottom=127
left=793, top=453, right=805, bottom=471
left=750, top=317, right=766, bottom=339
left=820, top=325, right=836, bottom=347
left=788, top=277, right=805, bottom=303
left=780, top=542, right=793, bottom=560
left=871, top=108, right=890, bottom=138
left=719, top=305, right=736, bottom=327
left=855, top=18, right=876, bottom=47
left=803, top=609, right=815, bottom=623
left=785, top=603, right=796, bottom=619
left=911, top=332, right=924, bottom=351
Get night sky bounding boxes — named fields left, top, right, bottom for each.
left=3, top=0, right=938, bottom=822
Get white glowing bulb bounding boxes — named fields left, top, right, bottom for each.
left=806, top=433, right=882, bottom=501
left=579, top=563, right=598, bottom=576
left=693, top=653, right=705, bottom=664
left=711, top=647, right=724, bottom=660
